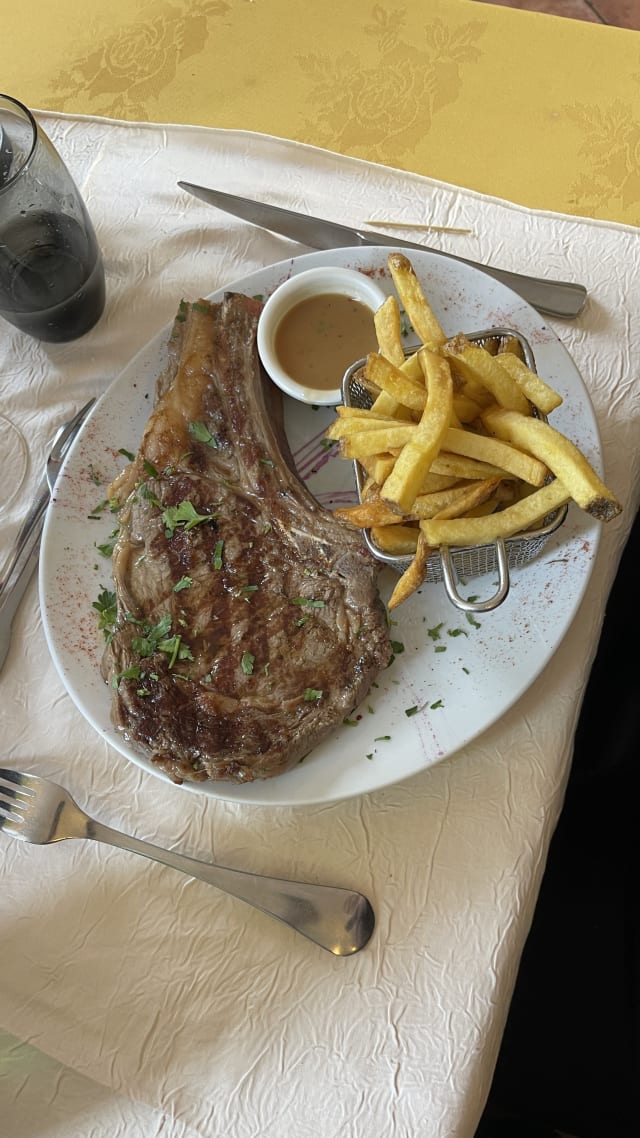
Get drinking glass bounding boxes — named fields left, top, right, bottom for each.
left=0, top=94, right=106, bottom=513
left=0, top=93, right=105, bottom=343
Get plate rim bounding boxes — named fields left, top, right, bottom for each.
left=39, top=245, right=602, bottom=807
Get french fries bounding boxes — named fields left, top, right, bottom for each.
left=327, top=253, right=622, bottom=607
left=481, top=407, right=622, bottom=521
left=442, top=334, right=531, bottom=415
left=380, top=350, right=453, bottom=514
left=387, top=253, right=446, bottom=349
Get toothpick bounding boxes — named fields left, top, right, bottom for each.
left=365, top=220, right=472, bottom=235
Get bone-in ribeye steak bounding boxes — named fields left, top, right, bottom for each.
left=103, top=292, right=392, bottom=783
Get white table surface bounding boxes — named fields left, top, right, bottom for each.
left=0, top=113, right=638, bottom=1138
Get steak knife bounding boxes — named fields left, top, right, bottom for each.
left=178, top=181, right=587, bottom=320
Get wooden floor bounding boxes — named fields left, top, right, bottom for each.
left=474, top=0, right=639, bottom=30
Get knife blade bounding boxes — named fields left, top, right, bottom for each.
left=178, top=181, right=587, bottom=320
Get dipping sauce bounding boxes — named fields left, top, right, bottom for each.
left=273, top=292, right=379, bottom=392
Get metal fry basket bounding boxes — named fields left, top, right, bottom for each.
left=341, top=328, right=567, bottom=613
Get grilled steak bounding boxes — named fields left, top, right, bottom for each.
left=103, top=292, right=392, bottom=783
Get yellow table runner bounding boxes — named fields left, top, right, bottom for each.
left=2, top=0, right=639, bottom=226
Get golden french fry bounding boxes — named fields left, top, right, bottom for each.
left=388, top=529, right=432, bottom=609
left=405, top=477, right=489, bottom=518
left=430, top=477, right=503, bottom=520
left=358, top=452, right=397, bottom=484
left=370, top=390, right=414, bottom=419
left=374, top=294, right=405, bottom=367
left=325, top=413, right=406, bottom=439
left=360, top=475, right=379, bottom=502
left=399, top=352, right=424, bottom=382
left=430, top=452, right=508, bottom=480
left=387, top=253, right=446, bottom=348
left=334, top=404, right=407, bottom=421
left=443, top=334, right=531, bottom=414
left=334, top=501, right=406, bottom=527
left=481, top=407, right=622, bottom=521
left=370, top=524, right=420, bottom=555
left=340, top=425, right=417, bottom=458
left=493, top=352, right=563, bottom=415
left=420, top=479, right=570, bottom=547
left=417, top=472, right=461, bottom=493
left=498, top=336, right=524, bottom=360
left=369, top=350, right=424, bottom=418
left=452, top=394, right=483, bottom=424
left=365, top=353, right=427, bottom=414
left=380, top=349, right=453, bottom=513
left=443, top=426, right=548, bottom=486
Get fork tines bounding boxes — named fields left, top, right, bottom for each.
left=0, top=769, right=29, bottom=832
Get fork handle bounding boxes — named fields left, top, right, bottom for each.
left=0, top=477, right=49, bottom=673
left=87, top=819, right=374, bottom=956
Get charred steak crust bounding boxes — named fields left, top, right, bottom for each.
left=103, top=293, right=392, bottom=783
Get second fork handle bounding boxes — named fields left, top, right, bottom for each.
left=0, top=476, right=49, bottom=673
left=86, top=819, right=375, bottom=956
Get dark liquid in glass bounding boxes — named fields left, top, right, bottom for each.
left=0, top=209, right=105, bottom=342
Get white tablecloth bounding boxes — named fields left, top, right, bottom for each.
left=0, top=113, right=638, bottom=1138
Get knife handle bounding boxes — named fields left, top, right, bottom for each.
left=460, top=261, right=587, bottom=320
left=356, top=233, right=588, bottom=319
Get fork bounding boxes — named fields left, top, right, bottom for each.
left=0, top=399, right=95, bottom=672
left=0, top=769, right=375, bottom=955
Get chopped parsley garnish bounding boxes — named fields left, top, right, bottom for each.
left=92, top=588, right=117, bottom=642
left=430, top=699, right=444, bottom=710
left=343, top=717, right=358, bottom=727
left=427, top=622, right=444, bottom=641
left=448, top=628, right=468, bottom=638
left=96, top=528, right=119, bottom=558
left=212, top=539, right=224, bottom=569
left=118, top=447, right=135, bottom=461
left=111, top=664, right=143, bottom=688
left=374, top=735, right=391, bottom=741
left=241, top=651, right=255, bottom=675
left=138, top=482, right=162, bottom=507
left=292, top=597, right=325, bottom=608
left=162, top=500, right=215, bottom=538
left=304, top=688, right=323, bottom=701
left=173, top=576, right=192, bottom=592
left=160, top=635, right=194, bottom=669
left=405, top=705, right=419, bottom=717
left=131, top=613, right=172, bottom=656
left=142, top=459, right=159, bottom=478
left=88, top=498, right=110, bottom=518
left=466, top=613, right=481, bottom=629
left=129, top=614, right=193, bottom=669
left=189, top=421, right=218, bottom=448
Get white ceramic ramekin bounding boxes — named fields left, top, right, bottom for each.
left=257, top=266, right=386, bottom=405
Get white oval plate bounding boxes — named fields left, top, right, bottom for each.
left=40, top=247, right=602, bottom=807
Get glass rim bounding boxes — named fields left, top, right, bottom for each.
left=0, top=92, right=38, bottom=195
